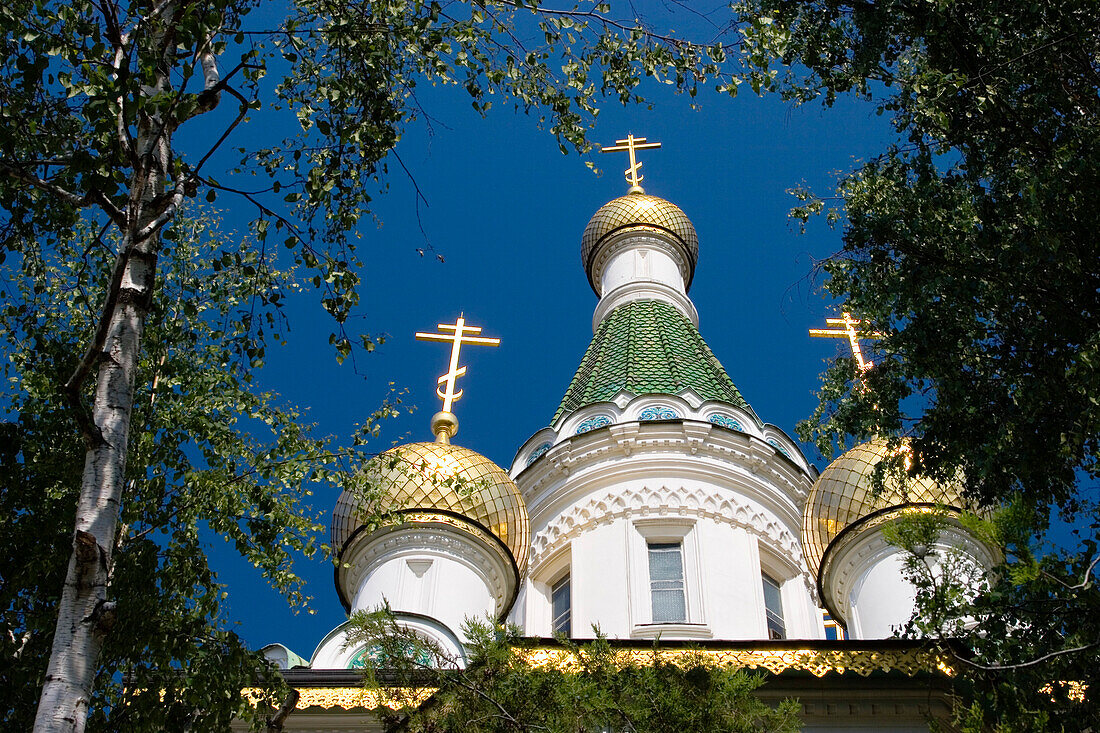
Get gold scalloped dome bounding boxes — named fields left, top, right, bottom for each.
left=581, top=192, right=699, bottom=292
left=802, top=438, right=968, bottom=577
left=332, top=442, right=529, bottom=574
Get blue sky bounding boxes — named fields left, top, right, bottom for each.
left=208, top=70, right=900, bottom=656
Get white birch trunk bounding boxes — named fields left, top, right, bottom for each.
left=32, top=277, right=150, bottom=732
left=33, top=115, right=168, bottom=733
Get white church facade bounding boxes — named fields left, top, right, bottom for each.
left=255, top=154, right=994, bottom=731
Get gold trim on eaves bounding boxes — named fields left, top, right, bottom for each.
left=257, top=647, right=954, bottom=710
left=513, top=646, right=955, bottom=679
left=243, top=687, right=434, bottom=711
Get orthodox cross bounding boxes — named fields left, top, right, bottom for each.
left=415, top=316, right=500, bottom=414
left=809, top=312, right=881, bottom=372
left=601, top=133, right=661, bottom=193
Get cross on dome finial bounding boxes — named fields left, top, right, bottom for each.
left=809, top=312, right=883, bottom=372
left=415, top=316, right=500, bottom=443
left=601, top=133, right=661, bottom=194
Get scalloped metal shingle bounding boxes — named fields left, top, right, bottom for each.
left=553, top=300, right=757, bottom=424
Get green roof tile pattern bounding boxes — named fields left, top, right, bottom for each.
left=553, top=300, right=758, bottom=424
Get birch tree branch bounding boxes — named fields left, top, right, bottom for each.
left=265, top=689, right=300, bottom=732
left=951, top=642, right=1099, bottom=672
left=0, top=165, right=126, bottom=226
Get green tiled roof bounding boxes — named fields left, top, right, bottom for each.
left=553, top=300, right=758, bottom=424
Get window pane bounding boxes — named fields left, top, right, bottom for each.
left=648, top=543, right=686, bottom=623
left=762, top=572, right=786, bottom=640
left=648, top=542, right=684, bottom=580
left=551, top=575, right=571, bottom=636
left=651, top=589, right=687, bottom=623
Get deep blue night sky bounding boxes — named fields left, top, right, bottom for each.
left=204, top=68, right=899, bottom=656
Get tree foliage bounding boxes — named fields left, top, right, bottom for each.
left=729, top=0, right=1100, bottom=727
left=883, top=507, right=1099, bottom=731
left=0, top=211, right=345, bottom=730
left=752, top=0, right=1100, bottom=510
left=345, top=611, right=801, bottom=733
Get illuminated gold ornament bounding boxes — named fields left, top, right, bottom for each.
left=415, top=315, right=500, bottom=442
left=601, top=133, right=661, bottom=194
left=809, top=312, right=882, bottom=372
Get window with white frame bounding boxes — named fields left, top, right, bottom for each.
left=551, top=574, right=571, bottom=636
left=761, top=572, right=786, bottom=640
left=648, top=542, right=687, bottom=624
left=629, top=518, right=708, bottom=637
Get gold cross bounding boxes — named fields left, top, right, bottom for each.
left=415, top=316, right=500, bottom=414
left=809, top=313, right=882, bottom=372
left=601, top=133, right=662, bottom=193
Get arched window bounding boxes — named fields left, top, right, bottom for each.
left=526, top=442, right=552, bottom=466
left=708, top=413, right=744, bottom=432
left=767, top=437, right=791, bottom=458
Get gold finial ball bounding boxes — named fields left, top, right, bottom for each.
left=430, top=410, right=459, bottom=443
left=581, top=192, right=699, bottom=294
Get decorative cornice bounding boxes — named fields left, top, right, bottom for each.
left=511, top=645, right=955, bottom=678
left=593, top=280, right=699, bottom=329
left=251, top=643, right=954, bottom=710
left=243, top=686, right=432, bottom=711
left=520, top=419, right=813, bottom=504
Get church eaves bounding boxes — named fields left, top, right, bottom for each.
left=553, top=299, right=758, bottom=424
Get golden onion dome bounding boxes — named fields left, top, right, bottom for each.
left=331, top=441, right=529, bottom=575
left=801, top=438, right=969, bottom=578
left=581, top=192, right=699, bottom=293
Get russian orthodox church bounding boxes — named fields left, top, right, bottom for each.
left=255, top=142, right=996, bottom=731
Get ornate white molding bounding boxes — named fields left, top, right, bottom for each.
left=593, top=280, right=699, bottom=329
left=340, top=523, right=515, bottom=617
left=519, top=418, right=813, bottom=504
left=589, top=232, right=692, bottom=299
left=528, top=483, right=808, bottom=584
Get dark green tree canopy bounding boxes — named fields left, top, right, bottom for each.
left=746, top=0, right=1100, bottom=512
left=730, top=0, right=1100, bottom=727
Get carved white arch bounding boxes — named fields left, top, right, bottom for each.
left=528, top=483, right=809, bottom=584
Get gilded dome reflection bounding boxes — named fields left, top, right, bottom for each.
left=332, top=442, right=529, bottom=575
left=802, top=438, right=970, bottom=577
left=582, top=192, right=698, bottom=291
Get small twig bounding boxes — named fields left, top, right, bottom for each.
left=1072, top=551, right=1100, bottom=591
left=951, top=642, right=1099, bottom=672
left=190, top=82, right=252, bottom=177
left=0, top=165, right=126, bottom=226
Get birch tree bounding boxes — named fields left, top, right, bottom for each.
left=2, top=210, right=337, bottom=730
left=0, top=2, right=745, bottom=730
